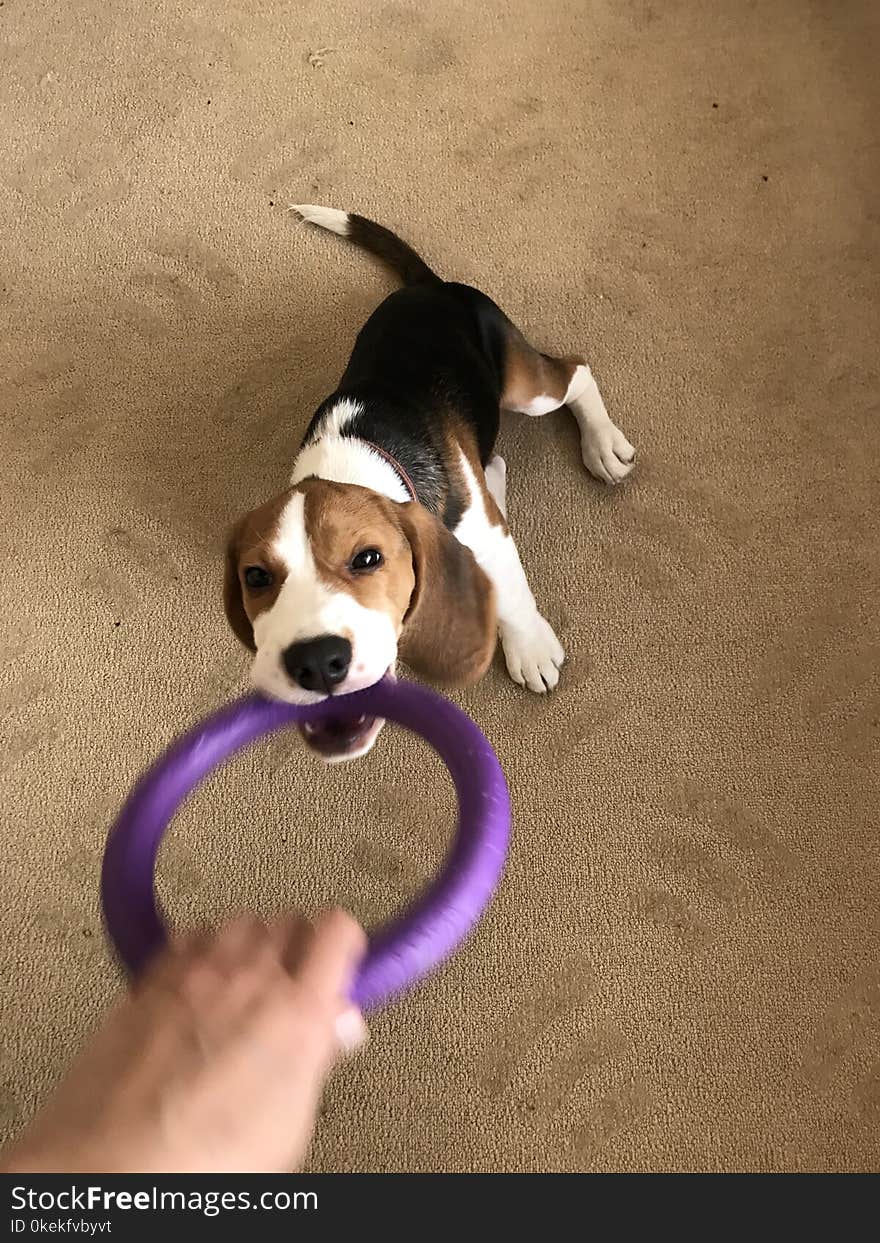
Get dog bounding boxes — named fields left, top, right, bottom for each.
left=224, top=207, right=636, bottom=760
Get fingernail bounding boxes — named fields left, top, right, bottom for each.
left=335, top=1006, right=368, bottom=1053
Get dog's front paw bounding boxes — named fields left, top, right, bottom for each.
left=500, top=614, right=565, bottom=692
left=581, top=420, right=636, bottom=485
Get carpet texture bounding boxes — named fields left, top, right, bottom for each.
left=1, top=0, right=878, bottom=1172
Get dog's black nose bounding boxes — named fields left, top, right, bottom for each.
left=282, top=635, right=352, bottom=693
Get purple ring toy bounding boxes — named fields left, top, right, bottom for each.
left=101, top=679, right=510, bottom=1011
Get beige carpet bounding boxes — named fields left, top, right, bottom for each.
left=1, top=0, right=878, bottom=1173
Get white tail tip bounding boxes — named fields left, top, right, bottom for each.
left=288, top=204, right=350, bottom=237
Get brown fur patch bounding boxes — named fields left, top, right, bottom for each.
left=501, top=322, right=583, bottom=412
left=223, top=490, right=292, bottom=649
left=300, top=479, right=415, bottom=633
left=396, top=499, right=497, bottom=684
left=447, top=415, right=508, bottom=532
left=441, top=415, right=469, bottom=520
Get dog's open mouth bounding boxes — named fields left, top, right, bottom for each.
left=299, top=713, right=381, bottom=761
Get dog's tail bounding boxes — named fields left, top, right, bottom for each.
left=289, top=205, right=438, bottom=287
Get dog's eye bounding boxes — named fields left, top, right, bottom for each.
left=243, top=565, right=273, bottom=591
left=350, top=548, right=383, bottom=573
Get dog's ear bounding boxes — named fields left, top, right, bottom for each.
left=396, top=502, right=496, bottom=684
left=223, top=520, right=255, bottom=652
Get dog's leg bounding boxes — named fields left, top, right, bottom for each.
left=454, top=454, right=563, bottom=693
left=499, top=321, right=636, bottom=486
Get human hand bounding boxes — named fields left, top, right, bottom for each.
left=3, top=910, right=367, bottom=1173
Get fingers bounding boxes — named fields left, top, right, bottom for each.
left=145, top=910, right=368, bottom=1053
left=291, top=909, right=368, bottom=1004
left=204, top=915, right=278, bottom=971
left=275, top=912, right=368, bottom=1055
left=145, top=916, right=278, bottom=991
left=267, top=914, right=369, bottom=1059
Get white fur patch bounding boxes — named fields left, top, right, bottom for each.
left=289, top=204, right=351, bottom=236
left=311, top=396, right=363, bottom=439
left=249, top=492, right=399, bottom=703
left=291, top=437, right=409, bottom=504
left=293, top=400, right=410, bottom=503
left=484, top=454, right=507, bottom=517
left=520, top=393, right=564, bottom=417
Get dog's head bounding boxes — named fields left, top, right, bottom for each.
left=224, top=478, right=496, bottom=760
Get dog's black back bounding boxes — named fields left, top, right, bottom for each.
left=303, top=281, right=511, bottom=527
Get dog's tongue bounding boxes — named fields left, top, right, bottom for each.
left=299, top=713, right=376, bottom=758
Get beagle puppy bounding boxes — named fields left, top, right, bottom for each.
left=224, top=207, right=635, bottom=760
